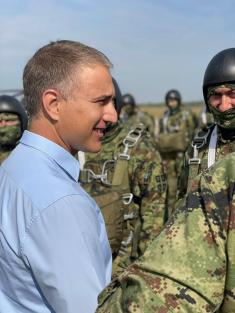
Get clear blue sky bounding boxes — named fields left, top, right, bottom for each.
left=1, top=0, right=235, bottom=103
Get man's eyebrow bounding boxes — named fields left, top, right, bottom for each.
left=214, top=89, right=233, bottom=95
left=92, top=94, right=113, bottom=101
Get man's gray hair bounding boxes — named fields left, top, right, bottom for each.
left=23, top=40, right=112, bottom=117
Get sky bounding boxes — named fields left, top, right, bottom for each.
left=1, top=0, right=235, bottom=103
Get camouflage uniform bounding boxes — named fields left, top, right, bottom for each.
left=178, top=62, right=235, bottom=199
left=0, top=113, right=21, bottom=164
left=80, top=121, right=167, bottom=277
left=158, top=105, right=195, bottom=216
left=120, top=93, right=155, bottom=136
left=0, top=95, right=28, bottom=164
left=178, top=122, right=235, bottom=199
left=96, top=151, right=235, bottom=313
left=120, top=105, right=155, bottom=136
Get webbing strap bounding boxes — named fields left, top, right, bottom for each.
left=187, top=126, right=213, bottom=192
left=162, top=111, right=169, bottom=134
left=112, top=158, right=130, bottom=189
left=208, top=125, right=218, bottom=168
left=112, top=124, right=145, bottom=195
left=201, top=109, right=207, bottom=125
left=77, top=151, right=85, bottom=170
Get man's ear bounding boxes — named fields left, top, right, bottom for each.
left=41, top=89, right=62, bottom=121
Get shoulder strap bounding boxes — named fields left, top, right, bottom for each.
left=162, top=111, right=170, bottom=134
left=77, top=151, right=86, bottom=169
left=187, top=125, right=214, bottom=192
left=208, top=125, right=218, bottom=168
left=181, top=110, right=189, bottom=120
left=112, top=123, right=146, bottom=191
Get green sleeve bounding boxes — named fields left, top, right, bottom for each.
left=135, top=150, right=167, bottom=255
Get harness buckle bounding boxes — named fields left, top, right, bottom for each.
left=122, top=193, right=133, bottom=205
left=119, top=123, right=145, bottom=160
left=191, top=128, right=211, bottom=149
left=188, top=144, right=201, bottom=165
left=100, top=160, right=116, bottom=186
left=80, top=169, right=104, bottom=183
left=188, top=157, right=201, bottom=165
left=80, top=159, right=116, bottom=185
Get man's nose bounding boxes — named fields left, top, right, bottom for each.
left=103, top=102, right=118, bottom=124
left=219, top=94, right=231, bottom=112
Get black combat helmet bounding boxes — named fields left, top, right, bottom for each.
left=122, top=93, right=136, bottom=107
left=165, top=89, right=181, bottom=105
left=112, top=78, right=122, bottom=116
left=203, top=48, right=235, bottom=110
left=0, top=95, right=28, bottom=133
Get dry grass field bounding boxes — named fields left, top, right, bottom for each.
left=139, top=103, right=204, bottom=119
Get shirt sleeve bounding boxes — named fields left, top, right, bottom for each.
left=96, top=158, right=232, bottom=313
left=21, top=194, right=111, bottom=313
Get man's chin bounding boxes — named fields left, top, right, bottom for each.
left=84, top=142, right=102, bottom=153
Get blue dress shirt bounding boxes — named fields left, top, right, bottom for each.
left=0, top=131, right=112, bottom=313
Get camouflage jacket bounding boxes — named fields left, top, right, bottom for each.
left=0, top=113, right=21, bottom=164
left=0, top=149, right=11, bottom=164
left=120, top=107, right=156, bottom=137
left=178, top=124, right=235, bottom=199
left=81, top=122, right=166, bottom=263
left=96, top=151, right=235, bottom=313
left=157, top=107, right=195, bottom=157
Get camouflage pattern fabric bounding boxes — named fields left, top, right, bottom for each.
left=178, top=124, right=235, bottom=200
left=0, top=113, right=21, bottom=164
left=158, top=107, right=195, bottom=216
left=0, top=150, right=11, bottom=164
left=120, top=105, right=155, bottom=137
left=82, top=121, right=167, bottom=277
left=96, top=151, right=235, bottom=313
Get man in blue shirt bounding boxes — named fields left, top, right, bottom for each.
left=0, top=40, right=117, bottom=313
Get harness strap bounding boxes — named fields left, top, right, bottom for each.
left=162, top=111, right=169, bottom=134
left=112, top=124, right=145, bottom=259
left=187, top=126, right=214, bottom=192
left=208, top=125, right=218, bottom=168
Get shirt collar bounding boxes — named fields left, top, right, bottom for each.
left=20, top=130, right=80, bottom=181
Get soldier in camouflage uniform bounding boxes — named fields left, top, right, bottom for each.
left=0, top=95, right=28, bottom=164
left=96, top=151, right=235, bottom=312
left=157, top=90, right=195, bottom=216
left=95, top=48, right=235, bottom=313
left=178, top=48, right=235, bottom=199
left=120, top=93, right=155, bottom=136
left=80, top=83, right=167, bottom=278
left=198, top=106, right=214, bottom=131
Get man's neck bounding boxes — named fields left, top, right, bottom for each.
left=30, top=118, right=72, bottom=154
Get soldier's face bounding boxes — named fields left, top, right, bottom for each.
left=56, top=64, right=117, bottom=154
left=0, top=113, right=21, bottom=145
left=209, top=87, right=235, bottom=112
left=167, top=99, right=178, bottom=109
